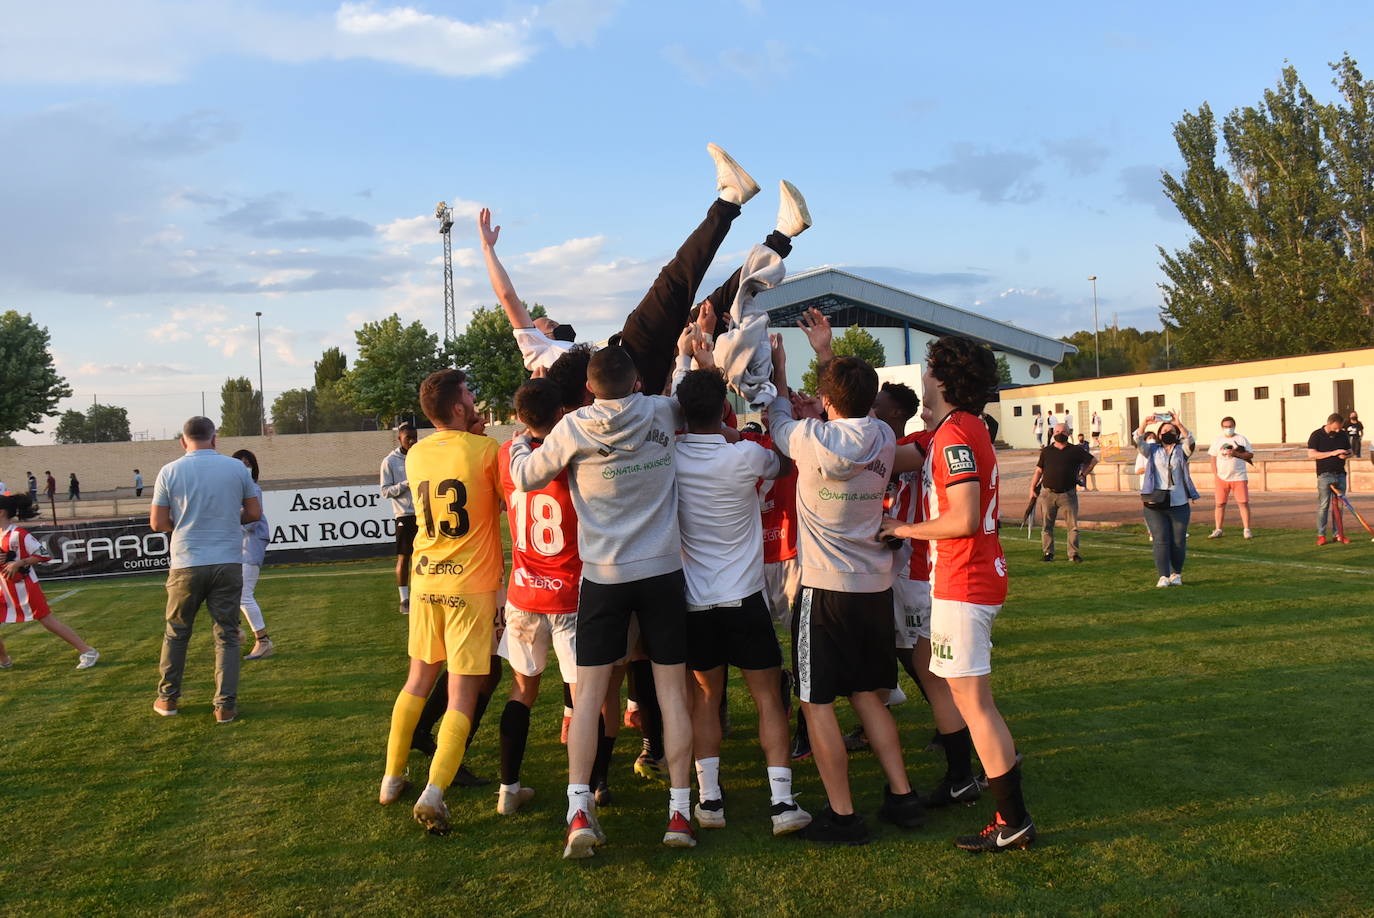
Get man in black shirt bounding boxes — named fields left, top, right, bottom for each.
left=1345, top=412, right=1364, bottom=459
left=1029, top=424, right=1096, bottom=562
left=1308, top=413, right=1352, bottom=545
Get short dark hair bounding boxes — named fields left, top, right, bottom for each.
left=547, top=344, right=595, bottom=410
left=586, top=347, right=638, bottom=399
left=926, top=336, right=999, bottom=414
left=183, top=416, right=215, bottom=441
left=231, top=449, right=260, bottom=482
left=676, top=369, right=726, bottom=429
left=819, top=357, right=879, bottom=419
left=419, top=369, right=468, bottom=425
left=879, top=382, right=920, bottom=421
left=1221, top=416, right=1235, bottom=426
left=397, top=421, right=416, bottom=433
left=1328, top=413, right=1344, bottom=425
left=514, top=378, right=564, bottom=433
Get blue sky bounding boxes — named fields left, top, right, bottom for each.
left=1, top=0, right=1368, bottom=442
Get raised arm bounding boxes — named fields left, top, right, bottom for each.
left=798, top=307, right=834, bottom=365
left=508, top=421, right=578, bottom=493
left=479, top=208, right=535, bottom=330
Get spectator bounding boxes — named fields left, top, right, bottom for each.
left=134, top=469, right=144, bottom=497
left=1029, top=424, right=1096, bottom=563
left=1032, top=413, right=1044, bottom=447
left=26, top=472, right=37, bottom=503
left=149, top=416, right=261, bottom=723
left=1207, top=416, right=1254, bottom=540
left=983, top=412, right=1000, bottom=444
left=1044, top=409, right=1058, bottom=437
left=67, top=474, right=80, bottom=502
left=1134, top=410, right=1199, bottom=587
left=1062, top=408, right=1074, bottom=439
left=1076, top=433, right=1091, bottom=452
left=1308, top=413, right=1352, bottom=546
left=380, top=423, right=419, bottom=615
left=1134, top=431, right=1157, bottom=542
left=44, top=471, right=55, bottom=502
left=1345, top=412, right=1364, bottom=460
left=1090, top=411, right=1102, bottom=446
left=231, top=449, right=273, bottom=661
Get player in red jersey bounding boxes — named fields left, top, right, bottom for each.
left=495, top=378, right=589, bottom=814
left=881, top=336, right=1034, bottom=853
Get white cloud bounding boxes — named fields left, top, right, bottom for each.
left=76, top=361, right=190, bottom=377
left=378, top=199, right=482, bottom=254
left=522, top=235, right=606, bottom=268
left=149, top=321, right=191, bottom=343
left=538, top=0, right=623, bottom=47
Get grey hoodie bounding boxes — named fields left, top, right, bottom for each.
left=713, top=243, right=785, bottom=408
left=767, top=397, right=896, bottom=592
left=508, top=392, right=683, bottom=584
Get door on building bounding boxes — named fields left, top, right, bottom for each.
left=1180, top=392, right=1197, bottom=434
left=1127, top=396, right=1140, bottom=433
left=1335, top=379, right=1355, bottom=418
left=1076, top=400, right=1089, bottom=438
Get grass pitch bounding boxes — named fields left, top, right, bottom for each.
left=1, top=526, right=1372, bottom=918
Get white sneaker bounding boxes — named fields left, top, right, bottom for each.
left=707, top=143, right=759, bottom=205
left=497, top=784, right=535, bottom=815
left=1156, top=576, right=1170, bottom=588
left=76, top=649, right=100, bottom=670
left=694, top=798, right=726, bottom=828
left=1168, top=573, right=1183, bottom=586
left=770, top=800, right=812, bottom=836
left=1243, top=528, right=1253, bottom=539
left=412, top=783, right=451, bottom=835
left=887, top=684, right=908, bottom=706
left=379, top=775, right=410, bottom=805
left=777, top=179, right=812, bottom=237
left=1207, top=529, right=1223, bottom=539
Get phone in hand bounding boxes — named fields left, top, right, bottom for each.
left=1156, top=412, right=1173, bottom=423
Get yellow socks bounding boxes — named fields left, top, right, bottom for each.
left=384, top=690, right=427, bottom=778
left=428, top=709, right=472, bottom=790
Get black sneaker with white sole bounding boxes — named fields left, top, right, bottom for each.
left=877, top=786, right=925, bottom=829
left=924, top=775, right=982, bottom=808
left=954, top=812, right=1036, bottom=852
left=796, top=806, right=871, bottom=845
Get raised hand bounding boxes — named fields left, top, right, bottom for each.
left=695, top=299, right=716, bottom=339
left=478, top=208, right=500, bottom=249
left=677, top=323, right=697, bottom=358
left=693, top=333, right=716, bottom=370
left=797, top=307, right=833, bottom=355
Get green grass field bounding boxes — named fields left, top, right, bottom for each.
left=2, top=527, right=1373, bottom=918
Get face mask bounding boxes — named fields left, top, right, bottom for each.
left=1160, top=432, right=1179, bottom=445
left=1053, top=434, right=1069, bottom=444
left=1222, top=426, right=1235, bottom=435
left=551, top=323, right=577, bottom=342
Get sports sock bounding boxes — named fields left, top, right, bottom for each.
left=767, top=766, right=794, bottom=806
left=562, top=681, right=574, bottom=709
left=427, top=709, right=472, bottom=790
left=940, top=727, right=974, bottom=782
left=564, top=705, right=574, bottom=719
left=669, top=786, right=691, bottom=817
left=630, top=661, right=665, bottom=759
left=499, top=700, right=531, bottom=786
left=414, top=671, right=448, bottom=743
left=695, top=756, right=722, bottom=801
left=385, top=690, right=427, bottom=777
left=591, top=732, right=616, bottom=787
left=986, top=762, right=1029, bottom=826
left=398, top=586, right=409, bottom=600
left=465, top=656, right=502, bottom=751
left=567, top=783, right=592, bottom=822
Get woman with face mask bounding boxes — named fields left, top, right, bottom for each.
left=1134, top=410, right=1199, bottom=586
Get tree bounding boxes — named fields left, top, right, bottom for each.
left=314, top=346, right=348, bottom=390
left=345, top=315, right=443, bottom=425
left=995, top=355, right=1012, bottom=385
left=447, top=304, right=546, bottom=422
left=54, top=403, right=132, bottom=444
left=313, top=380, right=366, bottom=432
left=0, top=311, right=72, bottom=437
left=801, top=326, right=886, bottom=394
left=1159, top=56, right=1374, bottom=364
left=219, top=377, right=262, bottom=436
left=1053, top=327, right=1170, bottom=381
left=271, top=388, right=314, bottom=435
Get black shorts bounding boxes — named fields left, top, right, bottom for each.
left=686, top=591, right=784, bottom=672
left=792, top=585, right=896, bottom=705
left=577, top=570, right=687, bottom=667
left=395, top=515, right=418, bottom=556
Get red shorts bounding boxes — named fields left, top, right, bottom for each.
left=1215, top=479, right=1249, bottom=504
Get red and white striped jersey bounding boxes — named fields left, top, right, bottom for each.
left=889, top=430, right=933, bottom=582
left=0, top=525, right=53, bottom=624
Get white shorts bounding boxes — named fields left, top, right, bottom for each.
left=892, top=577, right=932, bottom=649
left=763, top=557, right=801, bottom=625
left=928, top=598, right=1000, bottom=678
left=497, top=607, right=578, bottom=683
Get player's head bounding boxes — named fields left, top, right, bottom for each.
left=586, top=347, right=639, bottom=400
left=181, top=416, right=216, bottom=447
left=534, top=316, right=576, bottom=342
left=922, top=336, right=998, bottom=424
left=676, top=368, right=726, bottom=432
left=514, top=378, right=565, bottom=437
left=741, top=421, right=763, bottom=435
left=872, top=381, right=919, bottom=435
left=1326, top=413, right=1344, bottom=432
left=818, top=356, right=878, bottom=420
left=419, top=368, right=478, bottom=432
left=396, top=422, right=417, bottom=452
left=547, top=344, right=596, bottom=410
left=231, top=449, right=260, bottom=482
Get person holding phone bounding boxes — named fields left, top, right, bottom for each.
left=1134, top=409, right=1198, bottom=587
left=1308, top=414, right=1353, bottom=545
left=1207, top=417, right=1254, bottom=540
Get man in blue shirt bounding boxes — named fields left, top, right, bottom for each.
left=150, top=416, right=261, bottom=723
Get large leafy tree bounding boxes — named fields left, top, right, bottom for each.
left=219, top=376, right=262, bottom=436
left=0, top=311, right=72, bottom=436
left=1159, top=56, right=1374, bottom=364
left=1053, top=327, right=1170, bottom=381
left=54, top=403, right=132, bottom=443
left=314, top=346, right=348, bottom=389
left=271, top=389, right=314, bottom=435
left=346, top=315, right=444, bottom=426
left=801, top=326, right=886, bottom=394
left=447, top=303, right=545, bottom=422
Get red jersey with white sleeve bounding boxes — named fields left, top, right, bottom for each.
left=890, top=430, right=933, bottom=582
left=0, top=526, right=53, bottom=624
left=499, top=439, right=581, bottom=614
left=743, top=431, right=798, bottom=563
left=925, top=411, right=1008, bottom=604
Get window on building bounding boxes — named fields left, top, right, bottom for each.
left=1254, top=386, right=1269, bottom=400
left=1055, top=403, right=1065, bottom=413
left=1224, top=389, right=1238, bottom=402
left=1013, top=406, right=1023, bottom=417
left=1032, top=405, right=1041, bottom=415
left=1153, top=394, right=1166, bottom=407
left=1029, top=363, right=1041, bottom=379
left=1294, top=382, right=1310, bottom=397
left=1101, top=398, right=1113, bottom=410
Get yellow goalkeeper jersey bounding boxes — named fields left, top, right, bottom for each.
left=404, top=429, right=504, bottom=594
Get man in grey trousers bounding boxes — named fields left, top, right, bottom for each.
left=150, top=416, right=261, bottom=723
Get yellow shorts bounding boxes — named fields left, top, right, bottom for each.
left=408, top=590, right=498, bottom=675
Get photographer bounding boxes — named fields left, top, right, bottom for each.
left=1207, top=417, right=1254, bottom=540
left=1135, top=410, right=1198, bottom=587
left=1029, top=423, right=1095, bottom=563
left=1308, top=414, right=1352, bottom=545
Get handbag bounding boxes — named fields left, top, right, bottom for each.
left=1142, top=449, right=1174, bottom=510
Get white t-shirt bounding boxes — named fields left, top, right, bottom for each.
left=513, top=327, right=574, bottom=372
left=1090, top=414, right=1101, bottom=433
left=1045, top=413, right=1058, bottom=429
left=1063, top=411, right=1074, bottom=430
left=674, top=433, right=780, bottom=607
left=1208, top=433, right=1253, bottom=482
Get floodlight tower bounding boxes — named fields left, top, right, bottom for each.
left=436, top=201, right=456, bottom=342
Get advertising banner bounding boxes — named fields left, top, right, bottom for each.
left=28, top=484, right=396, bottom=581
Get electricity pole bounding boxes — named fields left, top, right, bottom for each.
left=436, top=202, right=456, bottom=342
left=1087, top=275, right=1100, bottom=378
